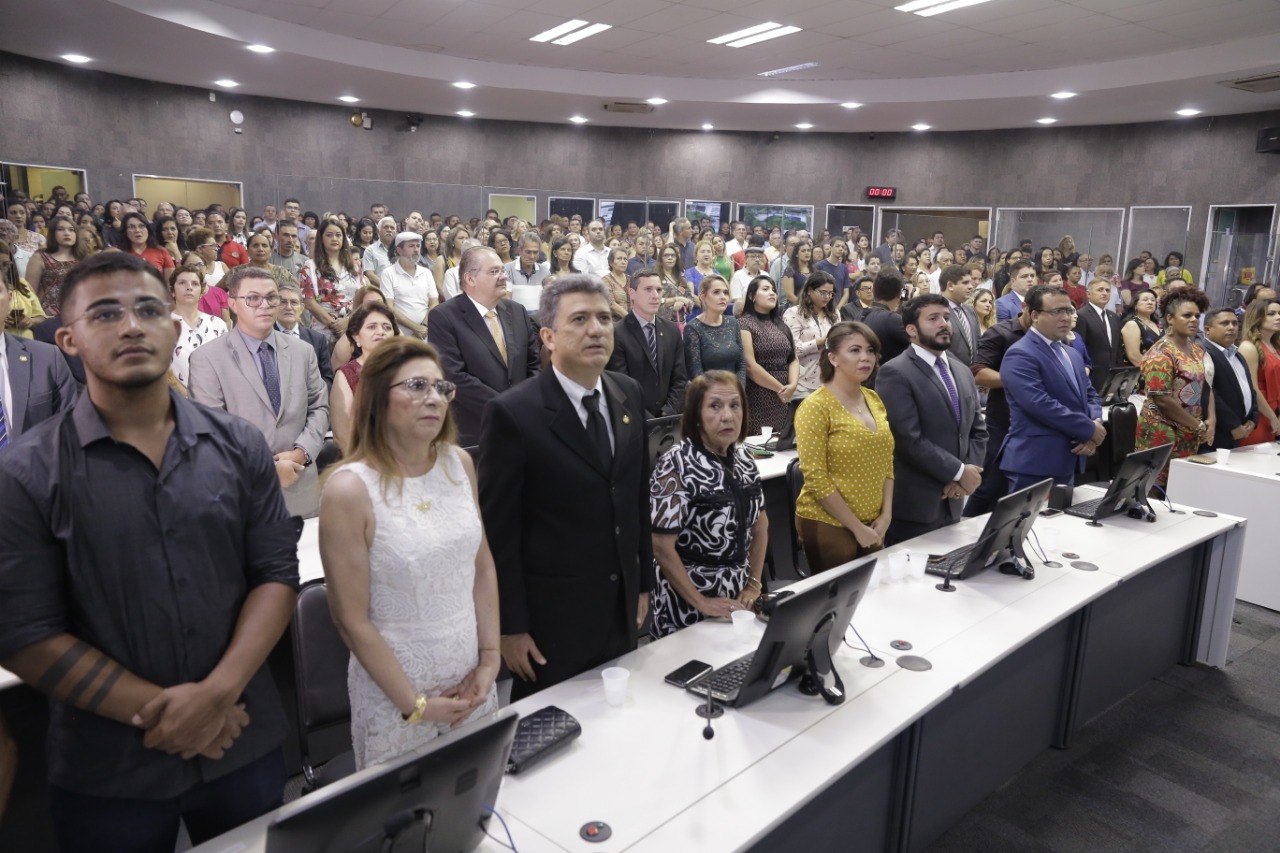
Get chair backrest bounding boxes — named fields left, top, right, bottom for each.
left=1108, top=402, right=1138, bottom=462
left=291, top=580, right=351, bottom=734
left=785, top=458, right=808, bottom=578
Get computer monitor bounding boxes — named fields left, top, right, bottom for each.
left=646, top=415, right=682, bottom=467
left=692, top=556, right=877, bottom=708
left=1065, top=443, right=1174, bottom=524
left=266, top=709, right=519, bottom=853
left=929, top=478, right=1054, bottom=581
left=1099, top=366, right=1141, bottom=407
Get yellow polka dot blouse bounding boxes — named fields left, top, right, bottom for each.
left=794, top=385, right=895, bottom=527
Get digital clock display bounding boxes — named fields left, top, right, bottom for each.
left=866, top=186, right=897, bottom=199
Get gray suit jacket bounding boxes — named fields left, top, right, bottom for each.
left=2, top=334, right=78, bottom=440
left=876, top=346, right=988, bottom=525
left=946, top=301, right=981, bottom=366
left=188, top=330, right=329, bottom=517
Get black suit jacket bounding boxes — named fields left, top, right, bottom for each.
left=32, top=318, right=85, bottom=385
left=479, top=368, right=653, bottom=696
left=606, top=313, right=686, bottom=417
left=277, top=323, right=334, bottom=387
left=1205, top=342, right=1259, bottom=449
left=1077, top=303, right=1124, bottom=393
left=2, top=334, right=79, bottom=440
left=853, top=303, right=910, bottom=385
left=429, top=294, right=540, bottom=446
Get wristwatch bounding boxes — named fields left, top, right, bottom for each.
left=294, top=445, right=313, bottom=467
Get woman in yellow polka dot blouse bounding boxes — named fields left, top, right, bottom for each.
left=793, top=321, right=895, bottom=574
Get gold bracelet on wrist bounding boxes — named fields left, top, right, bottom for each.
left=745, top=577, right=763, bottom=591
left=403, top=694, right=427, bottom=724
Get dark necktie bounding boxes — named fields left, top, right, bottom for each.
left=934, top=355, right=961, bottom=423
left=260, top=340, right=282, bottom=415
left=644, top=322, right=658, bottom=367
left=0, top=392, right=9, bottom=449
left=582, top=390, right=612, bottom=472
left=1051, top=341, right=1076, bottom=386
left=954, top=305, right=972, bottom=351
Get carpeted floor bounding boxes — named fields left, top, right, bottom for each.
left=925, top=601, right=1280, bottom=853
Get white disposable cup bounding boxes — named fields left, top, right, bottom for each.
left=760, top=426, right=774, bottom=442
left=890, top=552, right=911, bottom=583
left=732, top=609, right=755, bottom=642
left=601, top=667, right=629, bottom=707
left=1215, top=448, right=1230, bottom=465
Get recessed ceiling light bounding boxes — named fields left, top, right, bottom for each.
left=709, top=22, right=786, bottom=45
left=701, top=123, right=714, bottom=130
left=553, top=23, right=611, bottom=45
left=338, top=95, right=359, bottom=103
left=795, top=123, right=814, bottom=129
left=246, top=44, right=275, bottom=54
left=727, top=26, right=801, bottom=48
left=456, top=110, right=475, bottom=118
left=912, top=123, right=931, bottom=131
left=841, top=102, right=863, bottom=109
left=569, top=115, right=589, bottom=124
left=61, top=54, right=91, bottom=63
left=897, top=0, right=993, bottom=16
left=758, top=62, right=818, bottom=77
left=1051, top=91, right=1076, bottom=99
left=647, top=97, right=668, bottom=105
left=1037, top=118, right=1057, bottom=124
left=1176, top=108, right=1202, bottom=117
left=214, top=79, right=239, bottom=88
left=532, top=20, right=588, bottom=42
left=453, top=81, right=476, bottom=89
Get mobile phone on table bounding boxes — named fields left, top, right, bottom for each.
left=1039, top=508, right=1064, bottom=518
left=664, top=659, right=713, bottom=688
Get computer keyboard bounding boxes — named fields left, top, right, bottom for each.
left=1064, top=496, right=1106, bottom=519
left=696, top=652, right=755, bottom=702
left=923, top=544, right=975, bottom=578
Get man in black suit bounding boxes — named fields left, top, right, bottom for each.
left=274, top=282, right=334, bottom=387
left=1203, top=307, right=1258, bottom=450
left=842, top=269, right=910, bottom=386
left=32, top=316, right=85, bottom=385
left=0, top=274, right=78, bottom=445
left=1076, top=277, right=1123, bottom=394
left=606, top=269, right=686, bottom=417
left=480, top=275, right=652, bottom=700
left=939, top=264, right=979, bottom=366
left=429, top=246, right=540, bottom=446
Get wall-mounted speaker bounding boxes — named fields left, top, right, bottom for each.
left=1257, top=126, right=1280, bottom=153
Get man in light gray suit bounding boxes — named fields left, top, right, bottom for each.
left=0, top=274, right=78, bottom=447
left=189, top=266, right=329, bottom=517
left=939, top=263, right=980, bottom=366
left=876, top=294, right=987, bottom=546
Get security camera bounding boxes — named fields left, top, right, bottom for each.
left=406, top=114, right=424, bottom=132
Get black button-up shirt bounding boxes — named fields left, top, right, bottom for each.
left=0, top=390, right=301, bottom=798
left=973, top=317, right=1029, bottom=431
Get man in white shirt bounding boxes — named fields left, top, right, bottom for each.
left=378, top=232, right=435, bottom=339
left=731, top=247, right=768, bottom=308
left=928, top=231, right=947, bottom=263
left=927, top=250, right=952, bottom=293
left=362, top=216, right=398, bottom=278
left=573, top=219, right=610, bottom=277
left=505, top=231, right=549, bottom=313
left=724, top=221, right=749, bottom=258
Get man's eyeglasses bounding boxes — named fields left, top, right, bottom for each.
left=1040, top=306, right=1077, bottom=317
left=68, top=299, right=172, bottom=327
left=391, top=378, right=456, bottom=401
left=234, top=293, right=281, bottom=308
left=197, top=243, right=218, bottom=250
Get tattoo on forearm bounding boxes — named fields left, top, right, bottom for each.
left=85, top=664, right=124, bottom=714
left=64, top=655, right=108, bottom=707
left=33, top=640, right=91, bottom=694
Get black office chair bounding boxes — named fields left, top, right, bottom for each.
left=290, top=580, right=356, bottom=793
left=784, top=458, right=809, bottom=579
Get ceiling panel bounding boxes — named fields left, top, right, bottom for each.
left=379, top=0, right=458, bottom=25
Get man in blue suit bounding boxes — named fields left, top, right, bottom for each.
left=1001, top=285, right=1106, bottom=492
left=996, top=260, right=1038, bottom=322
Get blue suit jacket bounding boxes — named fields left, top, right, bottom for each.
left=1000, top=331, right=1103, bottom=483
left=995, top=291, right=1023, bottom=323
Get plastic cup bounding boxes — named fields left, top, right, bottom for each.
left=601, top=667, right=629, bottom=707
left=1215, top=448, right=1230, bottom=465
left=760, top=426, right=774, bottom=443
left=732, top=609, right=756, bottom=642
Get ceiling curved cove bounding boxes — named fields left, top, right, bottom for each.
left=8, top=0, right=1280, bottom=132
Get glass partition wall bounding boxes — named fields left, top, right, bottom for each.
left=1200, top=204, right=1277, bottom=307
left=1, top=162, right=87, bottom=202
left=992, top=208, right=1125, bottom=269
left=826, top=204, right=875, bottom=238
left=1125, top=206, right=1192, bottom=266
left=877, top=207, right=991, bottom=253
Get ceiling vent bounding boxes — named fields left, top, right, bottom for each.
left=1218, top=71, right=1280, bottom=94
left=602, top=101, right=655, bottom=114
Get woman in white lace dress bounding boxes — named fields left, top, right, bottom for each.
left=320, top=338, right=501, bottom=770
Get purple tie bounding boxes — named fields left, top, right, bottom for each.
left=935, top=356, right=961, bottom=423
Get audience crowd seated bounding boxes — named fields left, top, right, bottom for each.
left=3, top=188, right=1276, bottom=848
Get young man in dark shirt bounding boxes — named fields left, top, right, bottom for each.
left=963, top=299, right=1032, bottom=517
left=0, top=252, right=301, bottom=852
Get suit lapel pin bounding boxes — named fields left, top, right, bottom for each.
left=622, top=414, right=630, bottom=425
left=19, top=356, right=28, bottom=362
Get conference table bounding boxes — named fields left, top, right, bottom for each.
left=197, top=484, right=1243, bottom=853
left=1167, top=442, right=1280, bottom=611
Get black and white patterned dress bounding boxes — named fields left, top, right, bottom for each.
left=648, top=439, right=765, bottom=639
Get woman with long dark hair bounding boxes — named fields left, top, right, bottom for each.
left=26, top=215, right=79, bottom=315
left=783, top=270, right=839, bottom=414
left=739, top=275, right=798, bottom=435
left=301, top=217, right=364, bottom=338
left=115, top=211, right=175, bottom=283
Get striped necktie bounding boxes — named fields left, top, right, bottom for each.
left=0, top=393, right=9, bottom=450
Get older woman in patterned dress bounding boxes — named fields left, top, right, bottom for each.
left=649, top=372, right=768, bottom=638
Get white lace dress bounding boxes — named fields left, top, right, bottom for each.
left=340, top=449, right=498, bottom=770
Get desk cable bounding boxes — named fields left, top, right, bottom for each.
left=482, top=805, right=518, bottom=851
left=1025, top=529, right=1050, bottom=564
left=844, top=624, right=884, bottom=666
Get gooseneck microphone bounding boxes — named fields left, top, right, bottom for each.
left=703, top=684, right=715, bottom=740
left=935, top=561, right=957, bottom=593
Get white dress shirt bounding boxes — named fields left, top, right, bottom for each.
left=573, top=243, right=611, bottom=278
left=379, top=259, right=436, bottom=334
left=1088, top=302, right=1112, bottom=346
left=0, top=332, right=14, bottom=426
left=908, top=342, right=966, bottom=482
left=1205, top=339, right=1252, bottom=413
left=442, top=266, right=463, bottom=300
left=552, top=365, right=615, bottom=452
